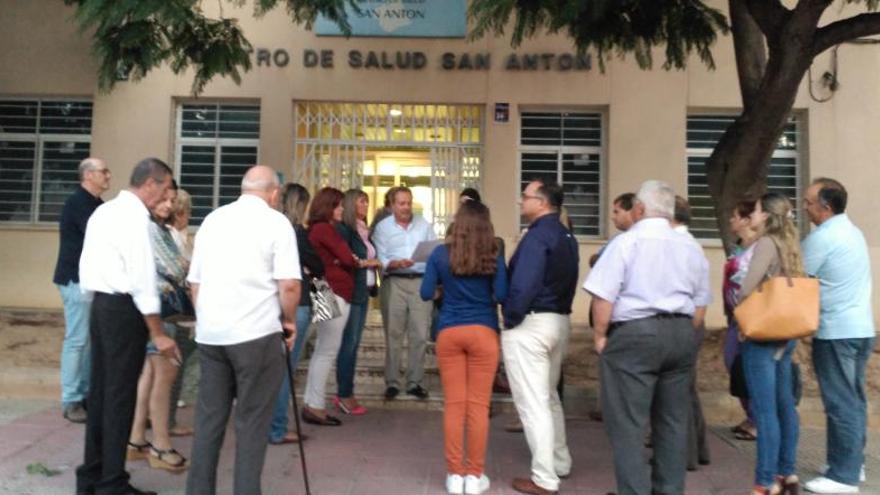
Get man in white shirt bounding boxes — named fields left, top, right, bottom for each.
left=186, top=165, right=301, bottom=495
left=76, top=157, right=179, bottom=495
left=583, top=181, right=711, bottom=495
left=372, top=187, right=437, bottom=400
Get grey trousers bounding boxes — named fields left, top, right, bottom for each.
left=687, top=326, right=710, bottom=468
left=384, top=276, right=431, bottom=389
left=600, top=316, right=697, bottom=495
left=186, top=333, right=284, bottom=495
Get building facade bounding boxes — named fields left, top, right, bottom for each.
left=2, top=0, right=879, bottom=327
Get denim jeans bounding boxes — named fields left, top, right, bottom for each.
left=812, top=337, right=875, bottom=486
left=268, top=305, right=312, bottom=442
left=57, top=282, right=91, bottom=406
left=741, top=339, right=799, bottom=487
left=336, top=301, right=368, bottom=398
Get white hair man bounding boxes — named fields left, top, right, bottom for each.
left=583, top=180, right=711, bottom=494
left=53, top=157, right=111, bottom=423
left=186, top=165, right=302, bottom=495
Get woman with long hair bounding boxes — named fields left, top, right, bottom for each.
left=334, top=189, right=381, bottom=415
left=127, top=185, right=189, bottom=472
left=737, top=193, right=803, bottom=495
left=420, top=201, right=508, bottom=495
left=268, top=183, right=325, bottom=443
left=302, top=187, right=355, bottom=426
left=723, top=199, right=759, bottom=441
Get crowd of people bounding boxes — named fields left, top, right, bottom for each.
left=53, top=156, right=874, bottom=495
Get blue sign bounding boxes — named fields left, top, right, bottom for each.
left=315, top=0, right=466, bottom=38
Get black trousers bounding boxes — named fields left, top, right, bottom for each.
left=601, top=316, right=697, bottom=495
left=76, top=293, right=148, bottom=495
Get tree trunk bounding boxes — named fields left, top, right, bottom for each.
left=706, top=4, right=821, bottom=253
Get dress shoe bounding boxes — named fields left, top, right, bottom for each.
left=384, top=386, right=400, bottom=400
left=504, top=418, right=523, bottom=433
left=406, top=385, right=429, bottom=399
left=63, top=403, right=87, bottom=424
left=123, top=485, right=157, bottom=495
left=301, top=408, right=342, bottom=426
left=512, top=477, right=557, bottom=494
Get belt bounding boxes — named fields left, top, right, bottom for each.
left=386, top=273, right=423, bottom=279
left=94, top=291, right=132, bottom=300
left=528, top=309, right=569, bottom=315
left=607, top=312, right=691, bottom=336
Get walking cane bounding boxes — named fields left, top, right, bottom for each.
left=281, top=330, right=311, bottom=495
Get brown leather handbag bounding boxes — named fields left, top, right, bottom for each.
left=734, top=272, right=820, bottom=341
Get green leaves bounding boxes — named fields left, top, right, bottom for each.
left=66, top=0, right=354, bottom=95
left=469, top=0, right=730, bottom=72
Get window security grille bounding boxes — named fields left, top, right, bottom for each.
left=686, top=115, right=801, bottom=239
left=519, top=112, right=603, bottom=237
left=176, top=104, right=260, bottom=225
left=0, top=99, right=93, bottom=223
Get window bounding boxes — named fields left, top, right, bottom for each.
left=0, top=99, right=93, bottom=223
left=175, top=103, right=260, bottom=225
left=686, top=114, right=802, bottom=239
left=518, top=111, right=603, bottom=236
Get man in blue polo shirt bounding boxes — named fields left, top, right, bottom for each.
left=52, top=157, right=110, bottom=423
left=502, top=179, right=579, bottom=495
left=802, top=178, right=875, bottom=495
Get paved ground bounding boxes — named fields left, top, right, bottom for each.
left=1, top=399, right=878, bottom=495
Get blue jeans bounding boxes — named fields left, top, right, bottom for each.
left=268, top=305, right=312, bottom=442
left=336, top=302, right=368, bottom=398
left=57, top=282, right=91, bottom=406
left=742, top=339, right=799, bottom=487
left=812, top=337, right=875, bottom=486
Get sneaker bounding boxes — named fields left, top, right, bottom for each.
left=464, top=474, right=490, bottom=494
left=820, top=464, right=866, bottom=482
left=446, top=474, right=464, bottom=494
left=62, top=403, right=87, bottom=424
left=804, top=476, right=859, bottom=494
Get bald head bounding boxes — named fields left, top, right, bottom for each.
left=241, top=165, right=281, bottom=207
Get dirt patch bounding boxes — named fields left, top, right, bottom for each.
left=0, top=311, right=64, bottom=368
left=563, top=326, right=880, bottom=399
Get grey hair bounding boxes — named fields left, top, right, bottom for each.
left=78, top=157, right=101, bottom=181
left=241, top=171, right=279, bottom=192
left=636, top=180, right=676, bottom=219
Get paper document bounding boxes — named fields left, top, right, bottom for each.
left=410, top=240, right=443, bottom=263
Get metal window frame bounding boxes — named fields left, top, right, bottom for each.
left=685, top=113, right=804, bottom=240
left=516, top=109, right=606, bottom=240
left=0, top=98, right=92, bottom=225
left=174, top=103, right=261, bottom=218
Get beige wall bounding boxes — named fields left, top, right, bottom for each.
left=1, top=1, right=879, bottom=330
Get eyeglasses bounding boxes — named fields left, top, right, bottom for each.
left=520, top=193, right=543, bottom=202
left=91, top=168, right=110, bottom=175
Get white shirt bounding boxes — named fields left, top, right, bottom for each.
left=583, top=217, right=712, bottom=322
left=188, top=194, right=302, bottom=346
left=372, top=214, right=437, bottom=274
left=79, top=190, right=160, bottom=315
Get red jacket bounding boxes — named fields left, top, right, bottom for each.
left=308, top=221, right=355, bottom=302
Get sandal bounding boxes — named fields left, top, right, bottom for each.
left=126, top=441, right=151, bottom=461
left=734, top=427, right=758, bottom=441
left=148, top=445, right=189, bottom=473
left=777, top=475, right=799, bottom=495
left=334, top=396, right=367, bottom=416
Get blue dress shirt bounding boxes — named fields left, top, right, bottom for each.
left=802, top=214, right=875, bottom=340
left=502, top=213, right=579, bottom=329
left=372, top=214, right=436, bottom=274
left=420, top=244, right=508, bottom=333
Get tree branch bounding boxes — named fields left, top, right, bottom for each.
left=744, top=0, right=790, bottom=37
left=729, top=0, right=767, bottom=110
left=813, top=12, right=880, bottom=56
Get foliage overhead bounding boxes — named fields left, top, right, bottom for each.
left=63, top=0, right=357, bottom=94
left=468, top=0, right=730, bottom=71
